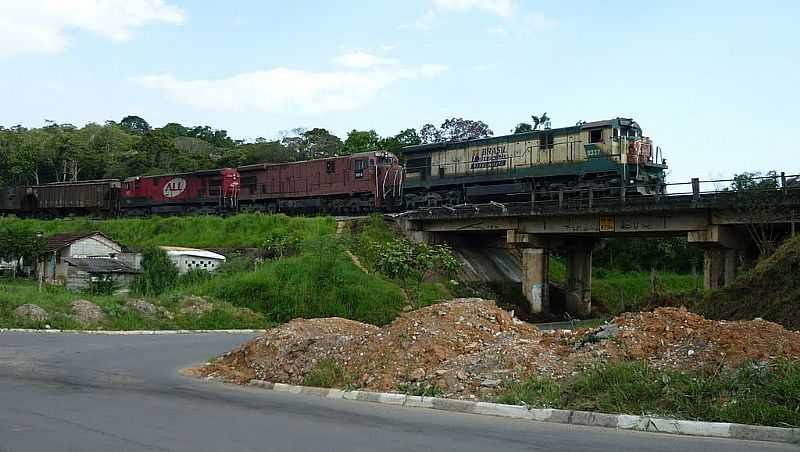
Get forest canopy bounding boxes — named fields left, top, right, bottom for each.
left=0, top=116, right=494, bottom=186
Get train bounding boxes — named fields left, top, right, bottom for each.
left=0, top=118, right=666, bottom=217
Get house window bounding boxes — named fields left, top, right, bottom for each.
left=326, top=160, right=335, bottom=174
left=354, top=159, right=367, bottom=179
left=589, top=129, right=603, bottom=144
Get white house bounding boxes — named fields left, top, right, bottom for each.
left=42, top=231, right=141, bottom=292
left=160, top=246, right=226, bottom=274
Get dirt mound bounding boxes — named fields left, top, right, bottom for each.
left=610, top=307, right=800, bottom=371
left=699, top=235, right=800, bottom=330
left=206, top=317, right=379, bottom=384
left=202, top=301, right=800, bottom=399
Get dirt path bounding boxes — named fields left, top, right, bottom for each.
left=336, top=220, right=369, bottom=274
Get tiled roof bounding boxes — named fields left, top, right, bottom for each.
left=45, top=231, right=115, bottom=252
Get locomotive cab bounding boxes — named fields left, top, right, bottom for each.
left=371, top=151, right=404, bottom=210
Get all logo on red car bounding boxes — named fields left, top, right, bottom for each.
left=163, top=177, right=187, bottom=198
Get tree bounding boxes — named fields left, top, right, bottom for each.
left=0, top=224, right=45, bottom=278
left=531, top=112, right=550, bottom=131
left=369, top=238, right=460, bottom=305
left=513, top=122, right=533, bottom=134
left=158, top=122, right=189, bottom=139
left=730, top=171, right=782, bottom=257
left=439, top=118, right=493, bottom=142
left=120, top=115, right=151, bottom=135
left=419, top=123, right=442, bottom=144
left=303, top=128, right=343, bottom=158
left=342, top=129, right=380, bottom=154
left=395, top=128, right=422, bottom=147
left=277, top=128, right=343, bottom=160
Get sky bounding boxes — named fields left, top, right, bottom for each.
left=1, top=0, right=798, bottom=183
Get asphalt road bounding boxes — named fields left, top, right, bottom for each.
left=0, top=333, right=793, bottom=452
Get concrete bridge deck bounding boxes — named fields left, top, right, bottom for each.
left=395, top=176, right=800, bottom=317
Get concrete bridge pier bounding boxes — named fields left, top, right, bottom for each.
left=509, top=231, right=595, bottom=316
left=521, top=247, right=549, bottom=314
left=564, top=238, right=596, bottom=316
left=688, top=225, right=752, bottom=289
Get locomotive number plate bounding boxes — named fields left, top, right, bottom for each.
left=599, top=215, right=615, bottom=232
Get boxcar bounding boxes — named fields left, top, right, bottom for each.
left=238, top=151, right=403, bottom=213
left=119, top=168, right=240, bottom=216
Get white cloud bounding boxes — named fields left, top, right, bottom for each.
left=333, top=51, right=396, bottom=69
left=133, top=64, right=447, bottom=114
left=0, top=0, right=184, bottom=57
left=432, top=0, right=513, bottom=17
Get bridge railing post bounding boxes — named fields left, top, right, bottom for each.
left=558, top=191, right=564, bottom=210
left=781, top=172, right=787, bottom=194
left=692, top=178, right=700, bottom=200
left=588, top=188, right=593, bottom=209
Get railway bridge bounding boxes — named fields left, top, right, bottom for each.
left=395, top=174, right=800, bottom=317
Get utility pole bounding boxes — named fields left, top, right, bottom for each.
left=36, top=231, right=44, bottom=292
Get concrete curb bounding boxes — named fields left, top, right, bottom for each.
left=245, top=379, right=799, bottom=445
left=0, top=328, right=266, bottom=335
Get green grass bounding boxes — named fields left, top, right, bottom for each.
left=0, top=213, right=334, bottom=249
left=550, top=257, right=699, bottom=315
left=303, top=359, right=349, bottom=388
left=496, top=360, right=800, bottom=428
left=0, top=278, right=272, bottom=330
left=195, top=241, right=407, bottom=325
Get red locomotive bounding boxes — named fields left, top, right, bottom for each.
left=119, top=168, right=240, bottom=215
left=238, top=151, right=403, bottom=213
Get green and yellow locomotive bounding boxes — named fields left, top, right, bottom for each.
left=401, top=117, right=667, bottom=208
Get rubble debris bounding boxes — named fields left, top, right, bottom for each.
left=124, top=299, right=157, bottom=317
left=70, top=300, right=106, bottom=325
left=14, top=304, right=49, bottom=322
left=201, top=301, right=800, bottom=400
left=179, top=296, right=214, bottom=316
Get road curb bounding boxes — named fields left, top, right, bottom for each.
left=245, top=379, right=799, bottom=445
left=0, top=328, right=266, bottom=335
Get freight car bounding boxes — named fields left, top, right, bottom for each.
left=237, top=151, right=403, bottom=214
left=0, top=180, right=120, bottom=218
left=401, top=118, right=666, bottom=208
left=119, top=168, right=240, bottom=216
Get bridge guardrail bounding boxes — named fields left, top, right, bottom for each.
left=401, top=173, right=800, bottom=220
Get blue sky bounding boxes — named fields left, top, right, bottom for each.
left=1, top=0, right=798, bottom=183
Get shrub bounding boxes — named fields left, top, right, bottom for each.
left=303, top=359, right=348, bottom=388
left=133, top=247, right=179, bottom=296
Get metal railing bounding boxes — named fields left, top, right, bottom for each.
left=400, top=172, right=800, bottom=219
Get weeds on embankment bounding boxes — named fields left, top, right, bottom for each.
left=0, top=213, right=334, bottom=249
left=497, top=360, right=800, bottom=428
